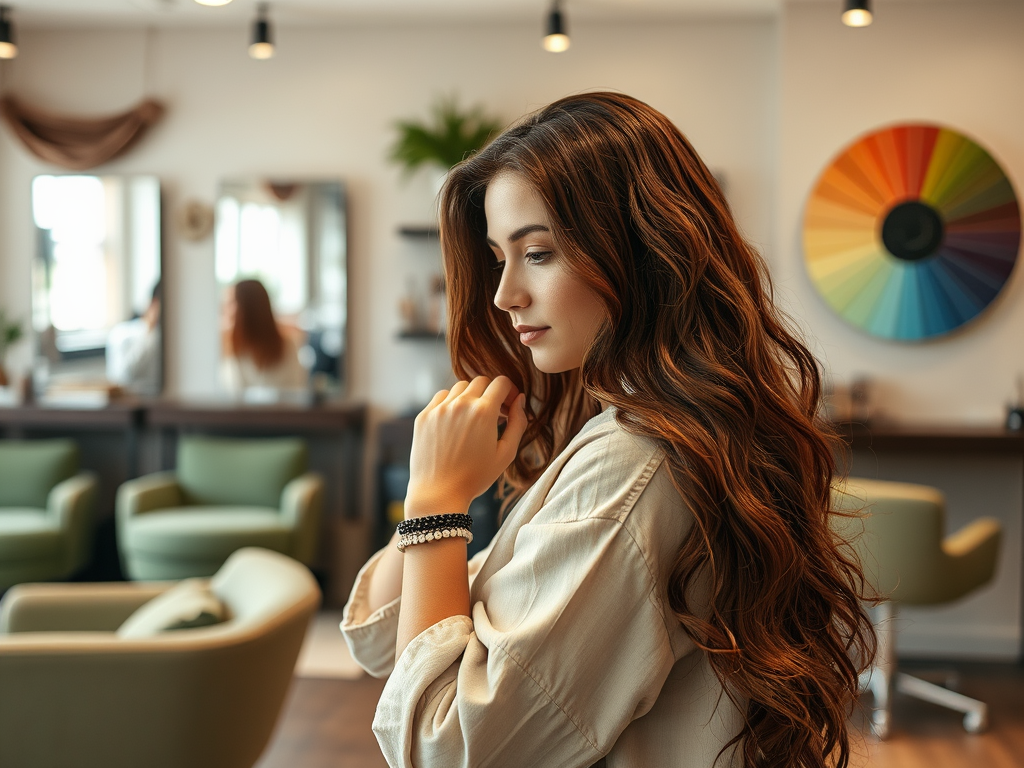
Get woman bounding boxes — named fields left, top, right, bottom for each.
left=342, top=92, right=873, bottom=768
left=220, top=278, right=307, bottom=395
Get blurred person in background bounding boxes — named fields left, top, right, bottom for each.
left=106, top=281, right=161, bottom=395
left=220, top=278, right=307, bottom=398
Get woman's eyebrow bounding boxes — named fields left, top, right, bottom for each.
left=485, top=223, right=550, bottom=247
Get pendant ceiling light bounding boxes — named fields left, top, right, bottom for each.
left=194, top=0, right=233, bottom=6
left=249, top=3, right=274, bottom=60
left=543, top=0, right=570, bottom=53
left=0, top=6, right=18, bottom=60
left=842, top=0, right=872, bottom=27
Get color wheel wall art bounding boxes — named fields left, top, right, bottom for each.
left=803, top=123, right=1021, bottom=341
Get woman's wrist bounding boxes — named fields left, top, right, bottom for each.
left=404, top=489, right=472, bottom=519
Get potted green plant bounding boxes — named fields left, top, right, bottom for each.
left=0, top=309, right=24, bottom=387
left=389, top=96, right=503, bottom=178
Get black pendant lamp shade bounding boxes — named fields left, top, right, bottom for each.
left=842, top=0, right=872, bottom=27
left=543, top=0, right=570, bottom=53
left=249, top=4, right=274, bottom=59
left=0, top=5, right=17, bottom=60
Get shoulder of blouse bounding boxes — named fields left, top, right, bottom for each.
left=519, top=406, right=690, bottom=567
left=542, top=409, right=667, bottom=515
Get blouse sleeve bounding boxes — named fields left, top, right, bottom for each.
left=341, top=548, right=402, bottom=678
left=371, top=511, right=679, bottom=768
left=341, top=542, right=497, bottom=679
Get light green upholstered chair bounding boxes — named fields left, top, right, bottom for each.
left=116, top=436, right=323, bottom=580
left=0, top=439, right=97, bottom=591
left=0, top=547, right=321, bottom=768
left=832, top=477, right=1002, bottom=739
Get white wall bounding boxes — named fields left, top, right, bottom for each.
left=777, top=0, right=1024, bottom=425
left=0, top=18, right=778, bottom=412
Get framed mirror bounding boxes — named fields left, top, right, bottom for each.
left=31, top=174, right=163, bottom=400
left=214, top=179, right=347, bottom=400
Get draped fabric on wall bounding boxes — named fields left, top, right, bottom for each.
left=0, top=96, right=164, bottom=170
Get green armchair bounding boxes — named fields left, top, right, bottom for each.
left=116, top=436, right=323, bottom=580
left=0, top=439, right=97, bottom=591
left=0, top=547, right=321, bottom=768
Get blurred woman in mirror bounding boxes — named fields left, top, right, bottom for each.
left=220, top=278, right=308, bottom=398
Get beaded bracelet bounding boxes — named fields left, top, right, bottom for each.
left=396, top=513, right=474, bottom=553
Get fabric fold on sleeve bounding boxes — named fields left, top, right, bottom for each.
left=341, top=547, right=401, bottom=678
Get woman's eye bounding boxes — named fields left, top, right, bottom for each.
left=492, top=260, right=505, bottom=273
left=526, top=251, right=552, bottom=264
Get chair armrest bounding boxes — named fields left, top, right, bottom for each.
left=944, top=516, right=1002, bottom=596
left=46, top=472, right=98, bottom=572
left=0, top=582, right=173, bottom=633
left=945, top=517, right=1001, bottom=557
left=280, top=472, right=324, bottom=564
left=116, top=472, right=183, bottom=530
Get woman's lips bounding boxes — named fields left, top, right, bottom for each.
left=519, top=327, right=549, bottom=345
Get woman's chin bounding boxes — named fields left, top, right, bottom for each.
left=530, top=352, right=579, bottom=375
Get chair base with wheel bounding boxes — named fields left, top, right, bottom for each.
left=860, top=601, right=988, bottom=739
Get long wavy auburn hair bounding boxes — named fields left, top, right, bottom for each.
left=439, top=92, right=874, bottom=768
left=229, top=278, right=286, bottom=370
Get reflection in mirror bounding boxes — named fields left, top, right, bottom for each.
left=215, top=179, right=347, bottom=402
left=31, top=174, right=162, bottom=401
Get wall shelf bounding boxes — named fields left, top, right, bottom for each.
left=397, top=224, right=439, bottom=238
left=396, top=329, right=445, bottom=341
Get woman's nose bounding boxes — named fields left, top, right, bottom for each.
left=493, top=267, right=528, bottom=313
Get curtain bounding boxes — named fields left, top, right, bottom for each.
left=0, top=96, right=164, bottom=171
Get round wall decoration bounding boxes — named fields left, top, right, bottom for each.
left=803, top=123, right=1021, bottom=341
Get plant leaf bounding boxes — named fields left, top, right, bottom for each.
left=389, top=95, right=503, bottom=175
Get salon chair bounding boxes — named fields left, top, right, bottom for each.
left=0, top=546, right=320, bottom=768
left=833, top=477, right=1002, bottom=739
left=116, top=435, right=322, bottom=580
left=0, top=439, right=97, bottom=591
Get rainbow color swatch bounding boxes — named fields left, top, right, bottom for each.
left=804, top=124, right=1021, bottom=340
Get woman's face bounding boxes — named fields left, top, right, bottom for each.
left=485, top=171, right=607, bottom=374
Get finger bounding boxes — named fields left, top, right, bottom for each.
left=497, top=393, right=529, bottom=457
left=462, top=375, right=491, bottom=399
left=416, top=389, right=449, bottom=421
left=425, top=389, right=449, bottom=409
left=497, top=380, right=521, bottom=425
left=480, top=375, right=517, bottom=413
left=441, top=379, right=471, bottom=405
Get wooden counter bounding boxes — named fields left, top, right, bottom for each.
left=0, top=402, right=143, bottom=431
left=145, top=400, right=365, bottom=433
left=836, top=421, right=1024, bottom=454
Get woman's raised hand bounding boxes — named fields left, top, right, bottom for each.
left=405, top=376, right=528, bottom=519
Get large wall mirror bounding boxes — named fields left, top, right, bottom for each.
left=31, top=174, right=162, bottom=399
left=215, top=179, right=347, bottom=400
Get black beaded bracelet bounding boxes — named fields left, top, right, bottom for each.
left=396, top=513, right=473, bottom=536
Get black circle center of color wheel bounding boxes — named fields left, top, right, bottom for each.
left=881, top=201, right=945, bottom=261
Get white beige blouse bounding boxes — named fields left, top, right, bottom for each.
left=341, top=407, right=744, bottom=767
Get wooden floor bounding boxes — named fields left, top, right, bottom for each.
left=257, top=660, right=1024, bottom=767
